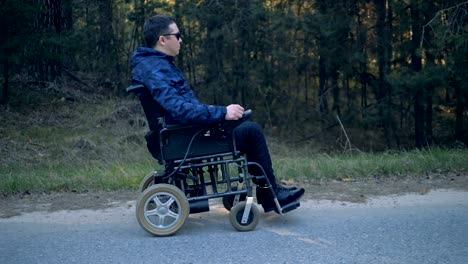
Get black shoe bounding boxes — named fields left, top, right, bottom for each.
left=257, top=187, right=304, bottom=213
left=256, top=183, right=297, bottom=203
left=275, top=187, right=304, bottom=205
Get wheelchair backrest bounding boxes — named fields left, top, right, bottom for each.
left=127, top=84, right=165, bottom=132
left=127, top=84, right=164, bottom=162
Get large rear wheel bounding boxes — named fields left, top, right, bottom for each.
left=136, top=184, right=189, bottom=236
left=139, top=171, right=155, bottom=193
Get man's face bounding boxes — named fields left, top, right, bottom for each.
left=160, top=23, right=182, bottom=57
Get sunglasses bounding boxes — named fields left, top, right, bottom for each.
left=162, top=32, right=182, bottom=40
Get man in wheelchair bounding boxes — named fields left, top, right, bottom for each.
left=129, top=15, right=304, bottom=235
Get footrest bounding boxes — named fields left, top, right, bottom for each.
left=281, top=200, right=300, bottom=214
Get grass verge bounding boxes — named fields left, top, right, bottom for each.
left=1, top=146, right=467, bottom=194
left=273, top=147, right=468, bottom=183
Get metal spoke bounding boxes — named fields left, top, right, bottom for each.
left=167, top=210, right=179, bottom=219
left=152, top=196, right=163, bottom=206
left=145, top=208, right=159, bottom=217
left=164, top=197, right=175, bottom=207
left=141, top=188, right=187, bottom=232
left=157, top=215, right=166, bottom=226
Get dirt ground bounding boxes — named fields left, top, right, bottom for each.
left=1, top=173, right=468, bottom=219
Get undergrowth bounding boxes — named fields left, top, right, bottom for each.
left=1, top=82, right=467, bottom=194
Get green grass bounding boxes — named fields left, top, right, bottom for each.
left=1, top=95, right=467, bottom=194
left=0, top=161, right=155, bottom=193
left=272, top=147, right=468, bottom=182
left=1, top=146, right=467, bottom=194
left=0, top=97, right=158, bottom=194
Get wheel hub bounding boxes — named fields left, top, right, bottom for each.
left=157, top=205, right=169, bottom=215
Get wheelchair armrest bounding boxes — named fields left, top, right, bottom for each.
left=162, top=108, right=252, bottom=136
left=163, top=123, right=201, bottom=130
left=164, top=109, right=252, bottom=130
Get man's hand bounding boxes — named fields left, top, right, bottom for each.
left=225, top=104, right=245, bottom=120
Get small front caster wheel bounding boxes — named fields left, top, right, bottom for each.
left=136, top=184, right=189, bottom=236
left=229, top=201, right=260, bottom=232
left=222, top=185, right=247, bottom=211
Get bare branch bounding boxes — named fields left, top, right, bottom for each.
left=336, top=115, right=352, bottom=152
left=420, top=1, right=468, bottom=49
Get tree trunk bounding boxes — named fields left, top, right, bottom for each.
left=1, top=54, right=8, bottom=105
left=303, top=36, right=310, bottom=109
left=375, top=0, right=393, bottom=147
left=174, top=0, right=184, bottom=71
left=129, top=0, right=145, bottom=52
left=98, top=0, right=116, bottom=87
left=318, top=56, right=328, bottom=114
left=411, top=1, right=425, bottom=148
left=31, top=0, right=71, bottom=81
left=237, top=0, right=251, bottom=107
left=425, top=87, right=433, bottom=145
left=0, top=6, right=8, bottom=105
left=357, top=2, right=368, bottom=109
left=98, top=0, right=113, bottom=59
left=344, top=72, right=350, bottom=113
left=420, top=1, right=439, bottom=147
left=455, top=85, right=465, bottom=143
left=414, top=87, right=425, bottom=147
left=204, top=1, right=224, bottom=104
left=331, top=66, right=340, bottom=115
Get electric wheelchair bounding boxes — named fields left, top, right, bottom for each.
left=127, top=84, right=300, bottom=236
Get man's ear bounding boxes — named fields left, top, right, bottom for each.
left=153, top=36, right=164, bottom=50
left=158, top=35, right=166, bottom=46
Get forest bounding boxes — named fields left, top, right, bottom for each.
left=1, top=0, right=467, bottom=151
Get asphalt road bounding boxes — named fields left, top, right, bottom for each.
left=1, top=190, right=467, bottom=264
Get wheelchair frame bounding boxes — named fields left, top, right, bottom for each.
left=127, top=84, right=295, bottom=236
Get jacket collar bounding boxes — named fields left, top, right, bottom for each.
left=136, top=47, right=175, bottom=63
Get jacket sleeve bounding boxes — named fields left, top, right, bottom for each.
left=143, top=66, right=226, bottom=126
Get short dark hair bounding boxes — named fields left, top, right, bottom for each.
left=143, top=15, right=176, bottom=48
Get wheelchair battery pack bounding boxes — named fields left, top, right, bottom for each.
left=160, top=125, right=234, bottom=161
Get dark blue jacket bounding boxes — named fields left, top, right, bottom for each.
left=131, top=47, right=226, bottom=125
